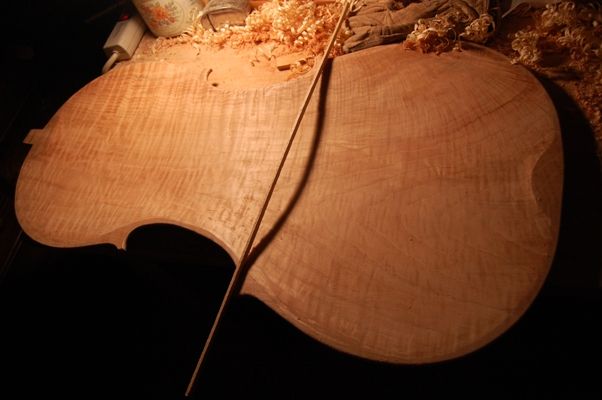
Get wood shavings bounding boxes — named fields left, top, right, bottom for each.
left=509, top=1, right=602, bottom=148
left=404, top=16, right=461, bottom=53
left=165, top=0, right=351, bottom=69
left=276, top=52, right=308, bottom=70
left=461, top=13, right=496, bottom=43
left=404, top=9, right=495, bottom=53
left=510, top=1, right=601, bottom=72
left=511, top=29, right=542, bottom=64
left=288, top=56, right=316, bottom=77
left=151, top=34, right=193, bottom=54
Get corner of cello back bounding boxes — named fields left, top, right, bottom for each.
left=23, top=129, right=45, bottom=145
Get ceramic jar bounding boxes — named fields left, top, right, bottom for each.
left=132, top=0, right=201, bottom=37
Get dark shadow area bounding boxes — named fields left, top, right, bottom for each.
left=2, top=228, right=598, bottom=399
left=535, top=75, right=601, bottom=292
left=0, top=1, right=125, bottom=275
left=0, top=2, right=599, bottom=398
left=192, top=291, right=600, bottom=398
left=126, top=224, right=234, bottom=270
left=0, top=226, right=234, bottom=399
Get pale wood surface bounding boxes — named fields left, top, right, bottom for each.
left=15, top=44, right=562, bottom=363
left=17, top=60, right=311, bottom=258
left=130, top=34, right=301, bottom=90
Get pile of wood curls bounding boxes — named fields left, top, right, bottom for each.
left=404, top=11, right=495, bottom=53
left=510, top=1, right=601, bottom=143
left=168, top=0, right=352, bottom=59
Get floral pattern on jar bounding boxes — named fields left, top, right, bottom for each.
left=133, top=0, right=199, bottom=37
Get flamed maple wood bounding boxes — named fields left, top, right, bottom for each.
left=16, top=44, right=562, bottom=363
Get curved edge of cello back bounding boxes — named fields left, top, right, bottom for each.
left=14, top=60, right=314, bottom=266
left=241, top=44, right=563, bottom=363
left=14, top=43, right=563, bottom=364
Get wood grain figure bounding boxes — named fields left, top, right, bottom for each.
left=15, top=44, right=563, bottom=363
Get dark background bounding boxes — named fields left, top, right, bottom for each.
left=0, top=1, right=600, bottom=398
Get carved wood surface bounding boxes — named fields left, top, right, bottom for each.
left=15, top=44, right=562, bottom=363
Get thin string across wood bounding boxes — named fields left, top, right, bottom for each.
left=184, top=1, right=355, bottom=395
